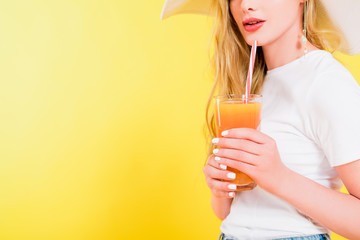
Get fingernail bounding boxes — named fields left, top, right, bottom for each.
left=213, top=149, right=219, bottom=154
left=227, top=172, right=236, bottom=179
left=229, top=192, right=234, bottom=197
left=221, top=130, right=229, bottom=136
left=214, top=156, right=221, bottom=161
left=220, top=164, right=227, bottom=170
left=228, top=184, right=237, bottom=190
left=212, top=138, right=219, bottom=144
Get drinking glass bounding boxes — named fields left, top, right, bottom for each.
left=214, top=94, right=262, bottom=191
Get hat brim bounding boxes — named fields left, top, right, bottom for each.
left=160, top=0, right=213, bottom=20
left=160, top=0, right=360, bottom=55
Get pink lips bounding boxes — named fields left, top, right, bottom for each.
left=242, top=18, right=266, bottom=32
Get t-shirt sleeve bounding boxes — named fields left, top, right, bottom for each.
left=308, top=68, right=360, bottom=167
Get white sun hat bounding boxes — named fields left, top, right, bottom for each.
left=160, top=0, right=360, bottom=55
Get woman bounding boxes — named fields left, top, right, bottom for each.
left=161, top=0, right=360, bottom=239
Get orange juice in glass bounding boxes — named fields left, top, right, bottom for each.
left=214, top=94, right=262, bottom=191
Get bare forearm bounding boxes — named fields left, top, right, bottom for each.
left=211, top=194, right=233, bottom=220
left=274, top=169, right=360, bottom=239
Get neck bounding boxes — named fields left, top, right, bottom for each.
left=262, top=21, right=318, bottom=71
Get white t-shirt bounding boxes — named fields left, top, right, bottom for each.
left=220, top=50, right=360, bottom=240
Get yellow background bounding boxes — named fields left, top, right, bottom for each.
left=0, top=1, right=358, bottom=239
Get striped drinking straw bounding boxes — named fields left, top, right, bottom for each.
left=245, top=40, right=258, bottom=103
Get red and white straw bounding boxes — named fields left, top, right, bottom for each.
left=245, top=40, right=258, bottom=103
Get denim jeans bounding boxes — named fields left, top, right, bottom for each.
left=218, top=233, right=331, bottom=240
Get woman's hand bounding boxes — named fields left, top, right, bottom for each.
left=211, top=128, right=291, bottom=194
left=203, top=154, right=240, bottom=198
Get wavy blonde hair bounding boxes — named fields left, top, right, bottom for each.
left=204, top=0, right=341, bottom=158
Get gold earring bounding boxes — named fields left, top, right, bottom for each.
left=302, top=0, right=308, bottom=55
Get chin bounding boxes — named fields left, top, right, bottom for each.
left=244, top=38, right=264, bottom=47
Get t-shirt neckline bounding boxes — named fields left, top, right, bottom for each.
left=266, top=50, right=328, bottom=75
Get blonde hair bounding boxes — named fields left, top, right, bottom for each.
left=204, top=0, right=341, bottom=158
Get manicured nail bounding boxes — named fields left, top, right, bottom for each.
left=213, top=149, right=219, bottom=154
left=214, top=156, right=221, bottom=161
left=229, top=192, right=234, bottom=197
left=212, top=138, right=219, bottom=144
left=221, top=130, right=229, bottom=136
left=228, top=184, right=236, bottom=190
left=227, top=172, right=236, bottom=179
left=220, top=164, right=227, bottom=170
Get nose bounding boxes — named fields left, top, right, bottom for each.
left=240, top=0, right=257, bottom=13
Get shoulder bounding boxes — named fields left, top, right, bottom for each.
left=306, top=51, right=360, bottom=105
left=303, top=52, right=360, bottom=167
left=309, top=51, right=355, bottom=83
